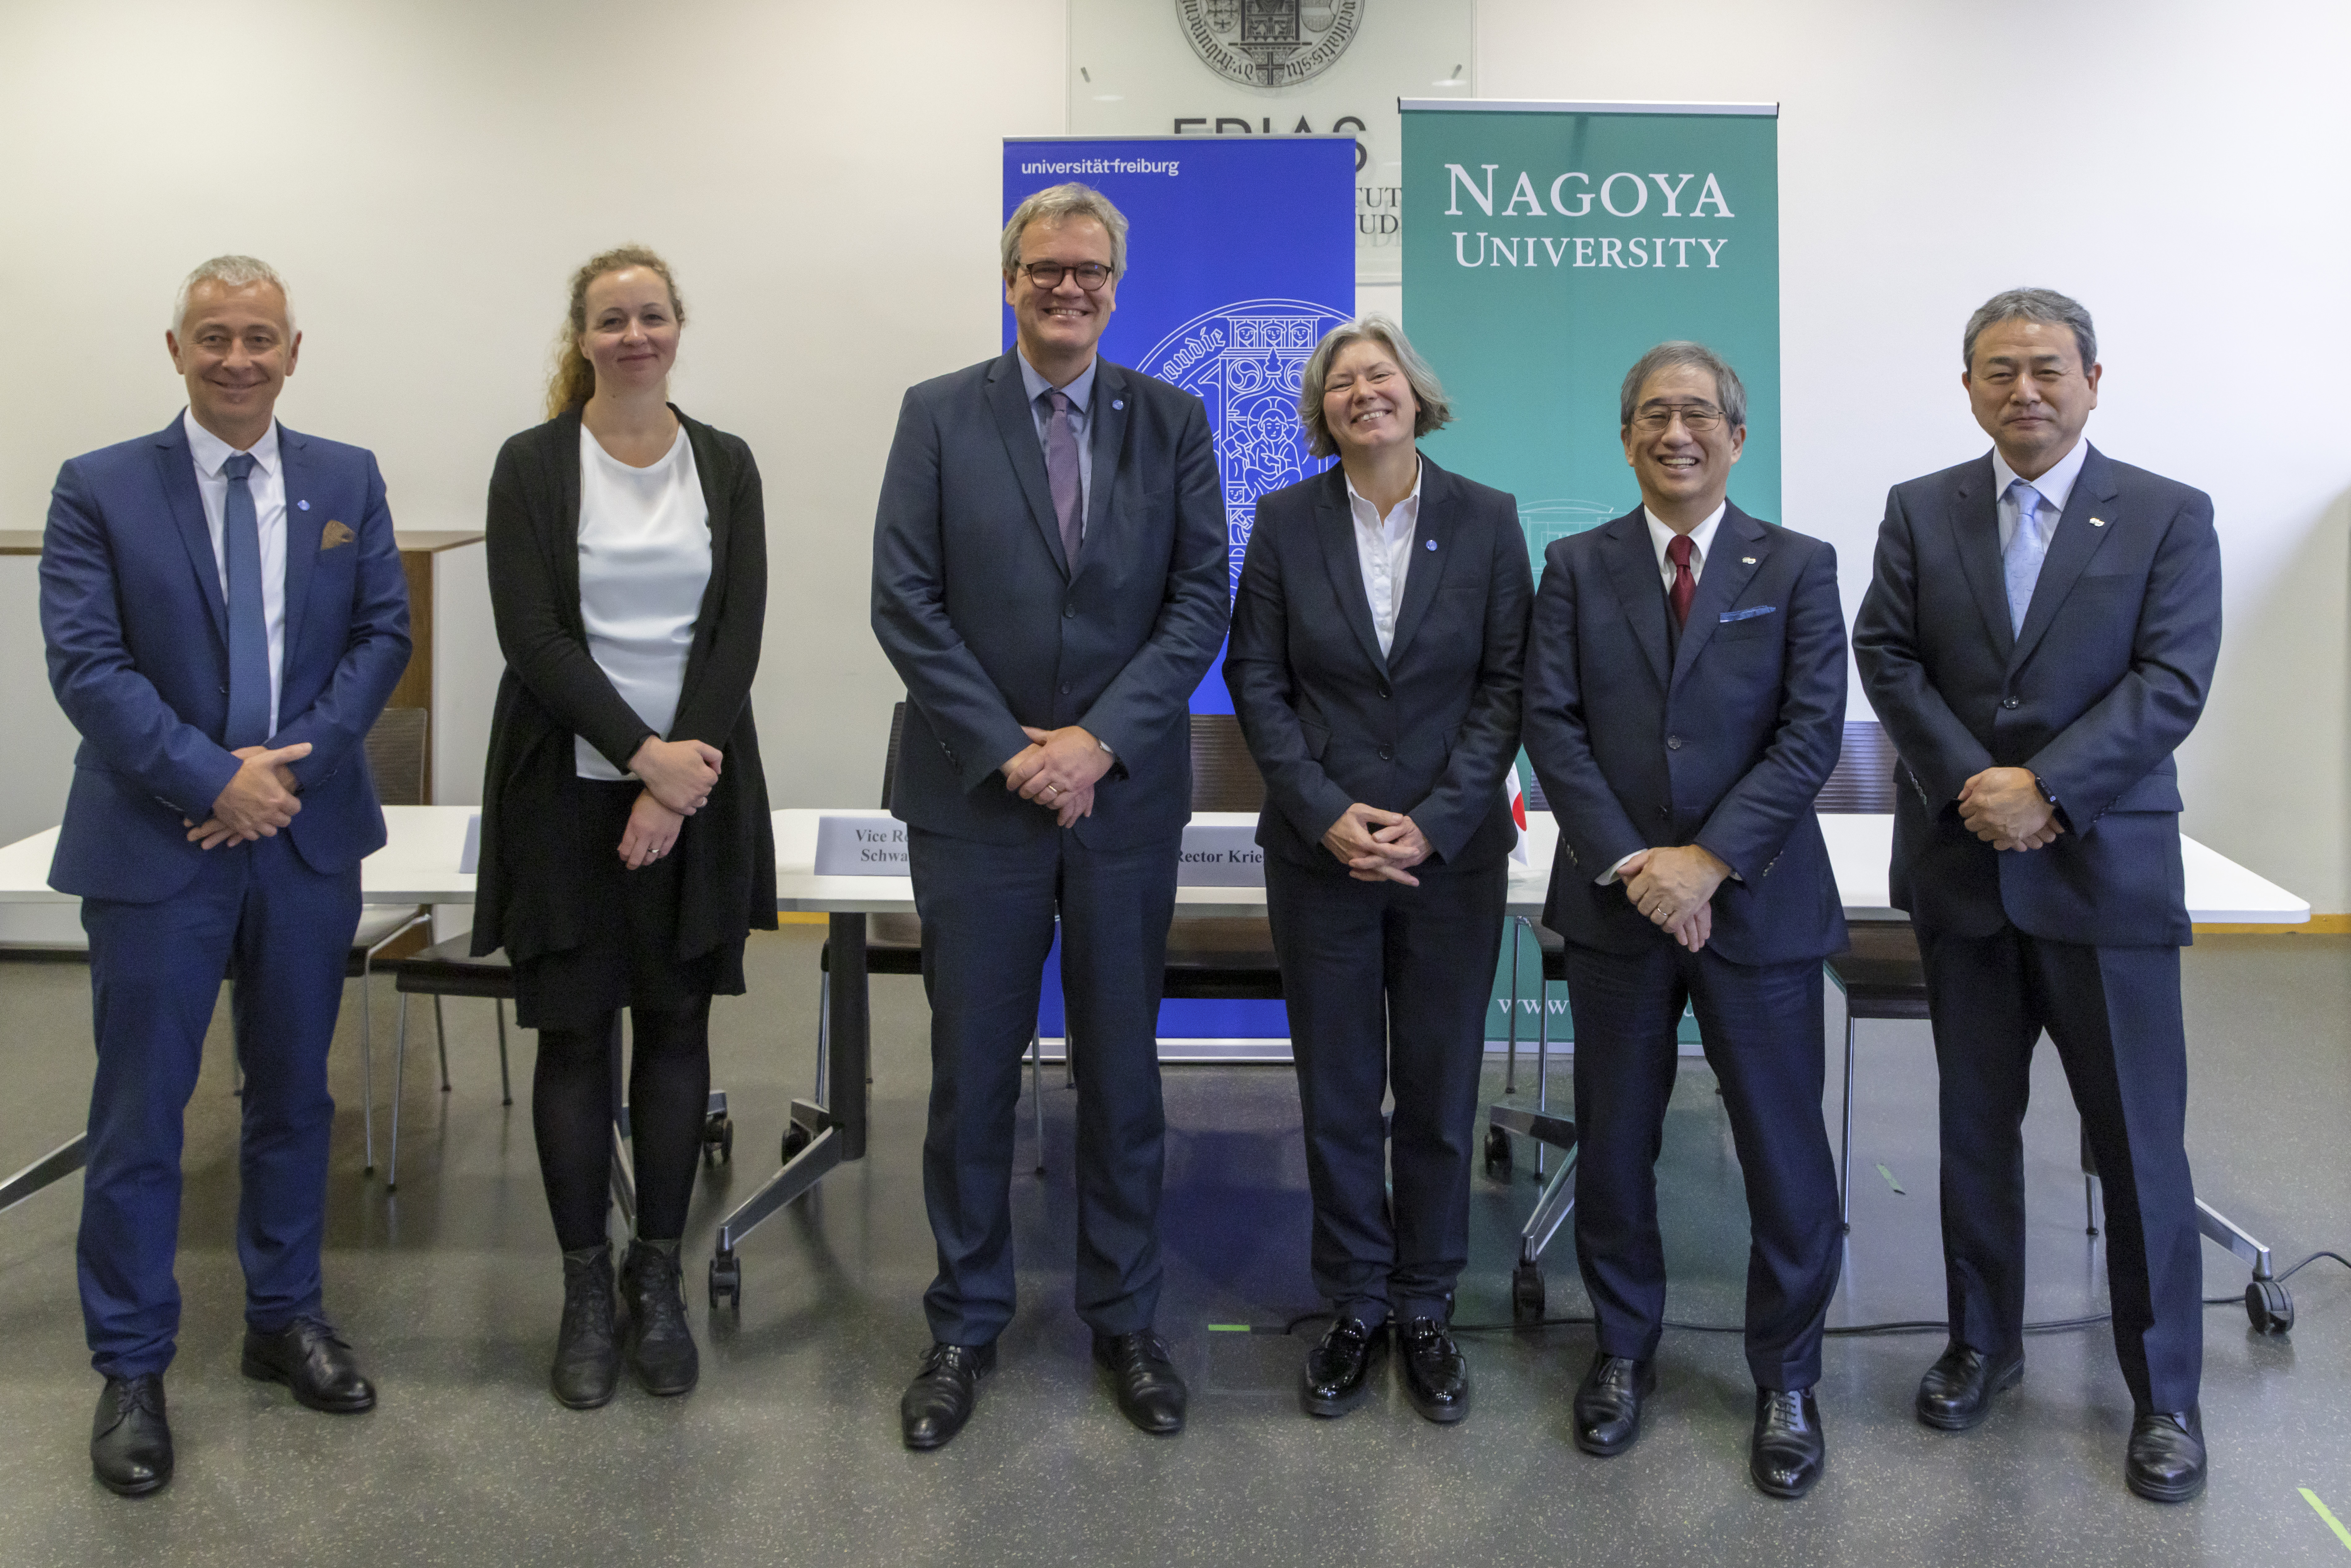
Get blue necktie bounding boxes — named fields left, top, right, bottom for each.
left=2002, top=479, right=2049, bottom=637
left=222, top=452, right=271, bottom=748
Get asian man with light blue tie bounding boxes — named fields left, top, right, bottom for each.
left=41, top=256, right=410, bottom=1496
left=1852, top=288, right=2223, bottom=1503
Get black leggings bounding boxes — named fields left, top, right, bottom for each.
left=532, top=1000, right=711, bottom=1252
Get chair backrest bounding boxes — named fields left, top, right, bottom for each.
left=1190, top=712, right=1267, bottom=814
left=366, top=707, right=429, bottom=807
left=879, top=701, right=909, bottom=810
left=1818, top=719, right=1898, bottom=813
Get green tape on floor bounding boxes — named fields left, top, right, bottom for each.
left=1205, top=1323, right=1251, bottom=1333
left=2302, top=1489, right=2351, bottom=1552
left=1877, top=1163, right=1907, bottom=1195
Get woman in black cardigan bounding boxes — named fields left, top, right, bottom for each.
left=474, top=245, right=774, bottom=1409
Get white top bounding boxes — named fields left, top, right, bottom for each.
left=1991, top=437, right=2089, bottom=551
left=183, top=410, right=288, bottom=736
left=1641, top=500, right=1725, bottom=590
left=1346, top=459, right=1423, bottom=657
left=574, top=424, right=711, bottom=780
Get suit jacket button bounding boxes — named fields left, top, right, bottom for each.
left=1064, top=605, right=1077, bottom=618
left=1666, top=735, right=1683, bottom=750
left=2001, top=696, right=2020, bottom=709
left=1060, top=683, right=1071, bottom=694
left=1658, top=806, right=1670, bottom=820
left=1377, top=686, right=1390, bottom=699
left=1377, top=746, right=1393, bottom=760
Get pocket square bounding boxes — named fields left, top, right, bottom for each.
left=321, top=521, right=356, bottom=550
left=1719, top=604, right=1776, bottom=623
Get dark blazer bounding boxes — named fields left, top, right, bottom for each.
left=1224, top=456, right=1532, bottom=872
left=41, top=416, right=411, bottom=903
left=1525, top=502, right=1847, bottom=965
left=471, top=408, right=775, bottom=967
left=871, top=350, right=1229, bottom=849
left=1851, top=444, right=2220, bottom=947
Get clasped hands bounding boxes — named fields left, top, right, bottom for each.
left=619, top=737, right=723, bottom=870
left=1322, top=803, right=1432, bottom=885
left=1002, top=725, right=1110, bottom=829
left=183, top=743, right=313, bottom=849
left=1957, top=765, right=2062, bottom=851
left=1620, top=844, right=1730, bottom=953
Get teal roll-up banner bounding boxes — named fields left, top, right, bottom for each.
left=1398, top=100, right=1780, bottom=1046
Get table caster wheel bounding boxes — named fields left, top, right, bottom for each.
left=1511, top=1261, right=1545, bottom=1324
left=1484, top=1125, right=1513, bottom=1181
left=782, top=1123, right=812, bottom=1163
left=708, top=1253, right=741, bottom=1311
left=702, top=1112, right=733, bottom=1166
left=2245, top=1279, right=2293, bottom=1335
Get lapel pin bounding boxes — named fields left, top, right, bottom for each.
left=1111, top=399, right=1124, bottom=411
left=2091, top=516, right=2107, bottom=527
left=298, top=499, right=310, bottom=511
left=1741, top=556, right=1756, bottom=564
left=1425, top=539, right=1438, bottom=551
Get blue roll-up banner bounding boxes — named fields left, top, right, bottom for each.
left=1003, top=134, right=1353, bottom=1048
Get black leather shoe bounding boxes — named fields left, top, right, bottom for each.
left=619, top=1240, right=699, bottom=1397
left=2126, top=1406, right=2207, bottom=1503
left=1915, top=1342, right=2023, bottom=1431
left=1572, top=1353, right=1657, bottom=1456
left=241, top=1317, right=376, bottom=1413
left=1095, top=1330, right=1187, bottom=1435
left=901, top=1341, right=996, bottom=1450
left=1750, top=1386, right=1827, bottom=1498
left=1397, top=1317, right=1470, bottom=1425
left=1301, top=1319, right=1386, bottom=1418
left=90, top=1374, right=171, bottom=1497
left=551, top=1244, right=620, bottom=1409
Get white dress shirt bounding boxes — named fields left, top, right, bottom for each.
left=574, top=424, right=712, bottom=780
left=183, top=410, right=288, bottom=737
left=1990, top=436, right=2088, bottom=551
left=1601, top=500, right=1732, bottom=886
left=1346, top=459, right=1423, bottom=657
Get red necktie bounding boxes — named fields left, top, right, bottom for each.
left=1667, top=534, right=1695, bottom=627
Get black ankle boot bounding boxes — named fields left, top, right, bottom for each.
left=552, top=1244, right=620, bottom=1409
left=619, top=1238, right=699, bottom=1397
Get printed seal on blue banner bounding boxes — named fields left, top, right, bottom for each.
left=1176, top=0, right=1365, bottom=90
left=1143, top=298, right=1352, bottom=589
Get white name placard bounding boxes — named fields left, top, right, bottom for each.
left=1177, top=823, right=1263, bottom=886
left=814, top=816, right=910, bottom=875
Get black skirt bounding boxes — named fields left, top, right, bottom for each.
left=511, top=776, right=747, bottom=1031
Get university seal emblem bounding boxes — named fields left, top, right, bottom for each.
left=1142, top=298, right=1353, bottom=588
left=1175, top=0, right=1367, bottom=90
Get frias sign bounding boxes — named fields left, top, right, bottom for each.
left=1444, top=163, right=1741, bottom=270
left=1175, top=0, right=1365, bottom=89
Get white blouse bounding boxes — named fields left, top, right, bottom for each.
left=574, top=424, right=713, bottom=780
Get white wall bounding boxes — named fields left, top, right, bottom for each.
left=1479, top=0, right=2351, bottom=914
left=2, top=0, right=2342, bottom=913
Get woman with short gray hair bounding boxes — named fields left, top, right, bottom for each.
left=1225, top=317, right=1532, bottom=1427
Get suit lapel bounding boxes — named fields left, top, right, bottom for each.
left=1668, top=505, right=1768, bottom=690
left=153, top=416, right=228, bottom=645
left=1312, top=466, right=1390, bottom=676
left=986, top=351, right=1070, bottom=579
left=276, top=423, right=323, bottom=657
left=2009, top=444, right=2121, bottom=671
left=1950, top=456, right=2015, bottom=661
left=1595, top=509, right=1670, bottom=691
left=1384, top=454, right=1454, bottom=666
left=1076, top=362, right=1132, bottom=575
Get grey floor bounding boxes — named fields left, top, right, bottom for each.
left=1, top=930, right=2346, bottom=1568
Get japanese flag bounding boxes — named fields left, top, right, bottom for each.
left=1506, top=766, right=1531, bottom=865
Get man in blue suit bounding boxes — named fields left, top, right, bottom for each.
left=871, top=185, right=1227, bottom=1448
left=1852, top=289, right=2222, bottom=1503
left=41, top=256, right=410, bottom=1496
left=1525, top=342, right=1847, bottom=1499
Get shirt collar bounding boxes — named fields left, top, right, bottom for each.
left=1343, top=456, right=1423, bottom=529
left=183, top=408, right=281, bottom=479
left=1990, top=436, right=2089, bottom=516
left=1642, top=501, right=1726, bottom=567
left=1016, top=348, right=1096, bottom=413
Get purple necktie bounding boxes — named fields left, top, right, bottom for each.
left=1044, top=389, right=1082, bottom=569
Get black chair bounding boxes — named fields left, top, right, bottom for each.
left=1160, top=712, right=1280, bottom=1003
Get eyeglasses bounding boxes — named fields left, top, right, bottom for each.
left=1016, top=260, right=1114, bottom=292
left=1629, top=403, right=1726, bottom=434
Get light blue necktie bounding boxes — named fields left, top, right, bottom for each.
left=2002, top=479, right=2049, bottom=637
left=222, top=452, right=272, bottom=748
